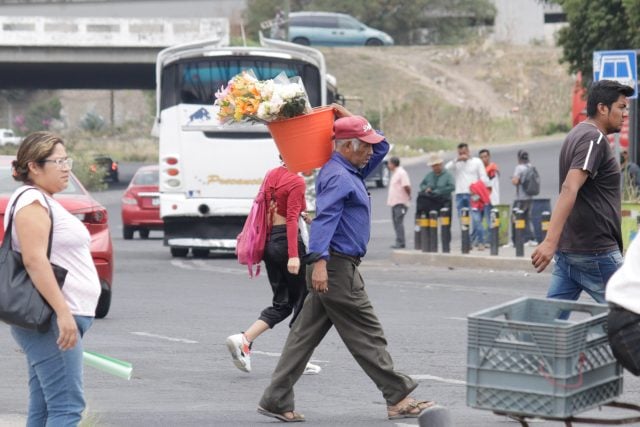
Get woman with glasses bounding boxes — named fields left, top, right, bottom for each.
left=5, top=131, right=100, bottom=426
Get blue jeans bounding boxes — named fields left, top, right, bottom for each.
left=11, top=314, right=93, bottom=427
left=455, top=193, right=470, bottom=220
left=547, top=250, right=623, bottom=316
left=471, top=204, right=492, bottom=246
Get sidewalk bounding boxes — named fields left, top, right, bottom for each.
left=391, top=242, right=543, bottom=272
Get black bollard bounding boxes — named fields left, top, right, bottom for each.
left=460, top=207, right=471, bottom=254
left=540, top=210, right=551, bottom=242
left=420, top=213, right=430, bottom=252
left=440, top=207, right=451, bottom=253
left=429, top=210, right=438, bottom=252
left=414, top=216, right=422, bottom=250
left=490, top=208, right=499, bottom=256
left=514, top=208, right=525, bottom=257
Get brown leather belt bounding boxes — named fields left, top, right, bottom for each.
left=330, top=251, right=362, bottom=266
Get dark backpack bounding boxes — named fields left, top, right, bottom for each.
left=521, top=165, right=540, bottom=196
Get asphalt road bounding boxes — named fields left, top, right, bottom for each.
left=2, top=138, right=640, bottom=426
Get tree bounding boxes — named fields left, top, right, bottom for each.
left=553, top=0, right=639, bottom=84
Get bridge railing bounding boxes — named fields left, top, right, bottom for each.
left=0, top=16, right=229, bottom=47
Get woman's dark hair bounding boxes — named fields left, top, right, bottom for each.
left=12, top=132, right=64, bottom=183
left=389, top=156, right=400, bottom=167
left=587, top=80, right=635, bottom=117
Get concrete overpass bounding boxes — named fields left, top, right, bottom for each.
left=0, top=15, right=229, bottom=90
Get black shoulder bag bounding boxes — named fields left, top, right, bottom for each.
left=0, top=188, right=67, bottom=332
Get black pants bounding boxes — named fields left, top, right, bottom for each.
left=416, top=193, right=451, bottom=218
left=608, top=303, right=640, bottom=376
left=259, top=225, right=308, bottom=329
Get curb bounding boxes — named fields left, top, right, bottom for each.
left=391, top=249, right=538, bottom=272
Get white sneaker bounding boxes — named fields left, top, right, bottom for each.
left=225, top=333, right=251, bottom=373
left=303, top=362, right=321, bottom=375
left=526, top=240, right=538, bottom=247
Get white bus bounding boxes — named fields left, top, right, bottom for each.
left=154, top=36, right=339, bottom=257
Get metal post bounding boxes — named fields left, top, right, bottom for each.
left=490, top=208, right=499, bottom=256
left=514, top=208, right=525, bottom=257
left=420, top=213, right=430, bottom=253
left=414, top=216, right=421, bottom=250
left=429, top=210, right=438, bottom=252
left=440, top=207, right=451, bottom=253
left=541, top=210, right=551, bottom=242
left=461, top=207, right=470, bottom=254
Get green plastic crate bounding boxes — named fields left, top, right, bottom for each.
left=467, top=297, right=623, bottom=418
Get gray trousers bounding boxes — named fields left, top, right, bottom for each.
left=259, top=256, right=417, bottom=413
left=392, top=204, right=407, bottom=247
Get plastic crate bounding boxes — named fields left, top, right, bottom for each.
left=467, top=297, right=623, bottom=418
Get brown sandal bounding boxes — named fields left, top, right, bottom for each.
left=387, top=399, right=436, bottom=420
left=257, top=406, right=305, bottom=423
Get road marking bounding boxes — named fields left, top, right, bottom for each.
left=171, top=259, right=246, bottom=275
left=131, top=332, right=198, bottom=344
left=444, top=316, right=467, bottom=321
left=252, top=350, right=328, bottom=363
left=371, top=219, right=391, bottom=224
left=410, top=374, right=465, bottom=385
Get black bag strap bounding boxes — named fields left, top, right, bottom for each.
left=1, top=187, right=55, bottom=260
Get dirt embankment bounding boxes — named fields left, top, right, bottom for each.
left=321, top=43, right=573, bottom=151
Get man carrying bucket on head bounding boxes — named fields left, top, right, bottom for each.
left=257, top=104, right=436, bottom=422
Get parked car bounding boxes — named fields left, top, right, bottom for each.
left=288, top=12, right=394, bottom=46
left=0, top=128, right=21, bottom=146
left=91, top=155, right=119, bottom=183
left=366, top=159, right=390, bottom=188
left=0, top=155, right=114, bottom=318
left=121, top=165, right=162, bottom=239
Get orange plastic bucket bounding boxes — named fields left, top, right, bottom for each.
left=267, top=106, right=334, bottom=173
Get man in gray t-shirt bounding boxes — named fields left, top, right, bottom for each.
left=531, top=80, right=634, bottom=309
left=511, top=150, right=535, bottom=244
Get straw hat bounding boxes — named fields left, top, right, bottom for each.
left=427, top=151, right=444, bottom=166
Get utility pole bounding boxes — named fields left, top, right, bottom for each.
left=283, top=0, right=290, bottom=41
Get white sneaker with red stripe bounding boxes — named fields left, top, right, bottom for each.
left=226, top=333, right=252, bottom=373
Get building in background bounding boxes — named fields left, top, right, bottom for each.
left=490, top=0, right=566, bottom=45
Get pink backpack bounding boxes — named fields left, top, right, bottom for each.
left=236, top=170, right=278, bottom=277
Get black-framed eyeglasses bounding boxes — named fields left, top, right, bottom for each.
left=40, top=158, right=73, bottom=170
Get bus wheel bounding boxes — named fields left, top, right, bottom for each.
left=170, top=247, right=189, bottom=258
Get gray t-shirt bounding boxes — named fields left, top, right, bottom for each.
left=513, top=163, right=532, bottom=200
left=559, top=122, right=621, bottom=252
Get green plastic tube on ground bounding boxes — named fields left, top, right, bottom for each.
left=83, top=351, right=132, bottom=380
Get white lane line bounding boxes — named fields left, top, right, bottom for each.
left=410, top=374, right=465, bottom=385
left=371, top=219, right=392, bottom=224
left=251, top=350, right=328, bottom=363
left=170, top=259, right=246, bottom=275
left=444, top=316, right=467, bottom=321
left=131, top=332, right=198, bottom=344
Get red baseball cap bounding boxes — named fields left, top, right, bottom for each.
left=334, top=116, right=384, bottom=144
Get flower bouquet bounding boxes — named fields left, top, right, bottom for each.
left=214, top=71, right=311, bottom=124
left=214, top=71, right=334, bottom=173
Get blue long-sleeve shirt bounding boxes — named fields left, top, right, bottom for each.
left=307, top=139, right=390, bottom=260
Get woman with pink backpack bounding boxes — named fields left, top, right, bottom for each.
left=226, top=162, right=320, bottom=375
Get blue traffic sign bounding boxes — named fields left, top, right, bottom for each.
left=593, top=50, right=637, bottom=99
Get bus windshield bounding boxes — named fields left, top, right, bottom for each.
left=160, top=56, right=322, bottom=111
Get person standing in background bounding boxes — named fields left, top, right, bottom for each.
left=446, top=143, right=489, bottom=243
left=511, top=150, right=537, bottom=245
left=479, top=148, right=499, bottom=244
left=416, top=152, right=454, bottom=218
left=387, top=157, right=411, bottom=249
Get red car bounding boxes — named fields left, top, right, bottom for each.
left=0, top=156, right=113, bottom=318
left=121, top=165, right=162, bottom=239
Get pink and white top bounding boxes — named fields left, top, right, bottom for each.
left=387, top=166, right=411, bottom=207
left=4, top=186, right=101, bottom=316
